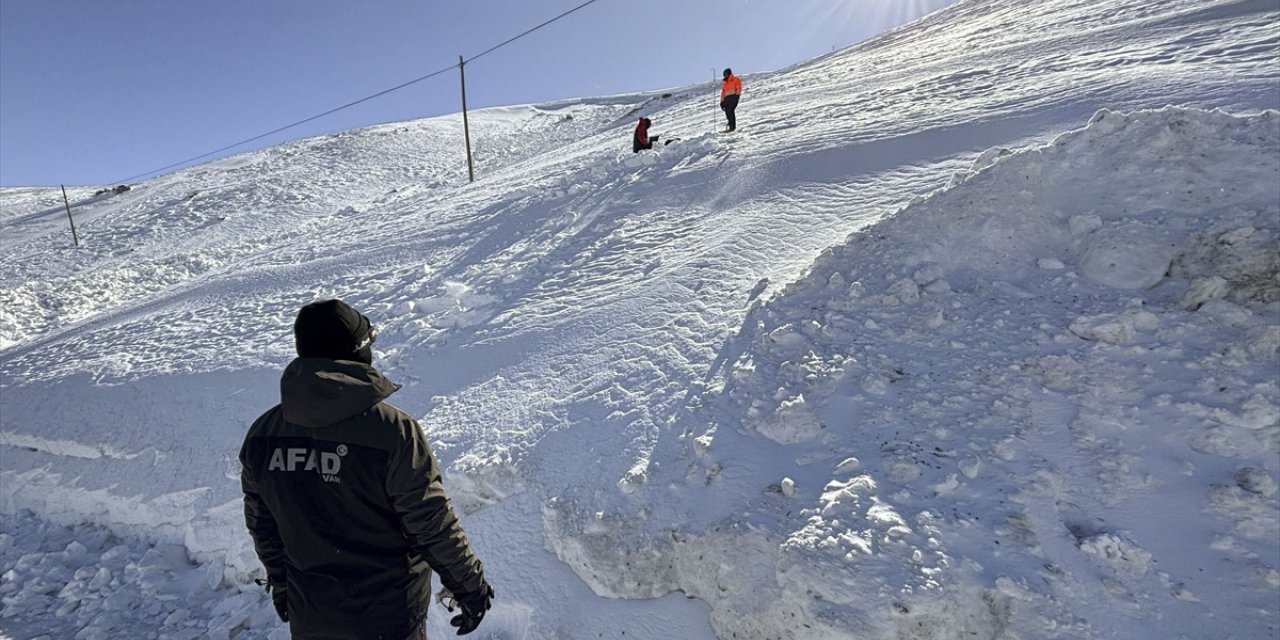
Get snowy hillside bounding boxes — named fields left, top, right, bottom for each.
left=2, top=0, right=1278, bottom=639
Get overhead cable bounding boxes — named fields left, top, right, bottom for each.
left=466, top=0, right=604, bottom=64
left=113, top=0, right=607, bottom=184
left=114, top=66, right=457, bottom=184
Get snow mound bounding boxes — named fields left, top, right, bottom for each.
left=546, top=107, right=1280, bottom=640
left=874, top=107, right=1279, bottom=296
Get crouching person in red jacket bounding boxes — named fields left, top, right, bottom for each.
left=241, top=299, right=493, bottom=639
left=634, top=116, right=659, bottom=153
left=634, top=117, right=680, bottom=153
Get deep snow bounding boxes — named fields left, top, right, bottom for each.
left=2, top=0, right=1278, bottom=638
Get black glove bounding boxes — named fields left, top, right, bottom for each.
left=449, top=581, right=494, bottom=636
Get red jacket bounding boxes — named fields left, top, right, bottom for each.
left=633, top=117, right=653, bottom=152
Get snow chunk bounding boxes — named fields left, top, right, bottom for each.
left=767, top=324, right=806, bottom=347
left=1078, top=222, right=1179, bottom=289
left=1170, top=222, right=1280, bottom=306
left=1033, top=355, right=1084, bottom=388
left=692, top=433, right=713, bottom=457
left=1209, top=485, right=1280, bottom=542
left=923, top=279, right=952, bottom=294
left=618, top=461, right=649, bottom=495
left=1127, top=309, right=1160, bottom=332
left=1235, top=468, right=1279, bottom=498
left=821, top=476, right=877, bottom=508
left=1069, top=313, right=1136, bottom=344
left=1069, top=214, right=1103, bottom=237
left=931, top=474, right=961, bottom=496
left=757, top=394, right=823, bottom=444
left=1246, top=326, right=1280, bottom=361
left=1213, top=394, right=1280, bottom=430
left=1078, top=532, right=1153, bottom=575
left=833, top=457, right=861, bottom=475
left=1181, top=276, right=1229, bottom=311
left=912, top=263, right=945, bottom=284
left=888, top=278, right=921, bottom=304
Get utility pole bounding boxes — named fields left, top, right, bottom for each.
left=61, top=185, right=80, bottom=247
left=459, top=56, right=475, bottom=183
left=712, top=68, right=717, bottom=134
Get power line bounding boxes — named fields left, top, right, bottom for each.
left=113, top=0, right=608, bottom=185
left=114, top=65, right=457, bottom=184
left=466, top=0, right=604, bottom=64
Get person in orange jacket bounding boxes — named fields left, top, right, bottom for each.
left=720, top=68, right=743, bottom=132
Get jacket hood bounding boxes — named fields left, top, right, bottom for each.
left=280, top=357, right=401, bottom=427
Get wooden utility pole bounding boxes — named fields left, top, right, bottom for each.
left=459, top=56, right=475, bottom=183
left=61, top=185, right=80, bottom=246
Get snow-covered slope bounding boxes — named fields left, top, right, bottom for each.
left=2, top=0, right=1277, bottom=638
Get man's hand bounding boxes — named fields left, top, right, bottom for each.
left=256, top=577, right=289, bottom=622
left=449, top=581, right=494, bottom=636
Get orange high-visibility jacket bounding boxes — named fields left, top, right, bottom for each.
left=721, top=73, right=742, bottom=100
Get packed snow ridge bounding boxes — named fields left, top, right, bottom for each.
left=3, top=0, right=1279, bottom=638
left=544, top=106, right=1280, bottom=640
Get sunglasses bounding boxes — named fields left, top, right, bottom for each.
left=355, top=326, right=377, bottom=350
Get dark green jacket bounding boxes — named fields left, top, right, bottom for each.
left=240, top=358, right=484, bottom=640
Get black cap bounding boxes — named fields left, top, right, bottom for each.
left=293, top=299, right=375, bottom=363
left=723, top=68, right=732, bottom=77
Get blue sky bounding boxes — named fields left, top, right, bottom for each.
left=0, top=0, right=955, bottom=187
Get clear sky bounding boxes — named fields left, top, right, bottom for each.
left=0, top=0, right=955, bottom=187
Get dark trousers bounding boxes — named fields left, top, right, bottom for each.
left=633, top=136, right=658, bottom=153
left=720, top=94, right=739, bottom=131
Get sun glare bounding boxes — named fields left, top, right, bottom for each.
left=812, top=0, right=956, bottom=45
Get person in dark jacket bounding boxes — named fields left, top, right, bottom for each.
left=241, top=299, right=493, bottom=639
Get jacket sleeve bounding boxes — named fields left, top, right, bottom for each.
left=241, top=432, right=287, bottom=583
left=386, top=417, right=486, bottom=596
